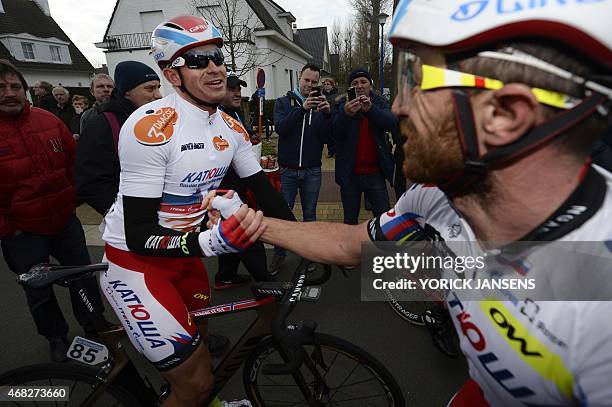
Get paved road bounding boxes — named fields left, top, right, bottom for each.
left=0, top=246, right=468, bottom=406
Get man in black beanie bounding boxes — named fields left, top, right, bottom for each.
left=75, top=61, right=161, bottom=215
left=333, top=67, right=398, bottom=225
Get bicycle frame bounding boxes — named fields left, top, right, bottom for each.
left=74, top=294, right=276, bottom=405
left=19, top=262, right=333, bottom=406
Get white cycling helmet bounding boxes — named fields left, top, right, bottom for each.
left=151, top=15, right=223, bottom=68
left=388, top=0, right=612, bottom=69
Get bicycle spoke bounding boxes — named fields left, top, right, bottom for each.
left=326, top=361, right=361, bottom=402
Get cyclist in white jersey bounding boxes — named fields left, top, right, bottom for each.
left=99, top=15, right=294, bottom=407
left=207, top=1, right=612, bottom=405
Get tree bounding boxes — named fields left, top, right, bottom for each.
left=349, top=0, right=392, bottom=90
left=190, top=0, right=281, bottom=77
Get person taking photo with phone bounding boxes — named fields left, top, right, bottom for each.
left=333, top=68, right=398, bottom=226
left=268, top=63, right=332, bottom=275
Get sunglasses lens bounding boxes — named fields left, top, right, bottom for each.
left=183, top=49, right=225, bottom=69
left=396, top=51, right=421, bottom=109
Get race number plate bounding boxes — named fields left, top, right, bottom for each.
left=67, top=336, right=109, bottom=365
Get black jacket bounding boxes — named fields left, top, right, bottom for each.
left=35, top=93, right=56, bottom=112
left=74, top=91, right=136, bottom=215
left=274, top=90, right=331, bottom=168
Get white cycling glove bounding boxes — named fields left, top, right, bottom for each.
left=211, top=192, right=244, bottom=219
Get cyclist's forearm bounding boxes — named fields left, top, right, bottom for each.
left=261, top=218, right=363, bottom=266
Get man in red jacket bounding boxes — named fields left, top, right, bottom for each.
left=0, top=60, right=108, bottom=363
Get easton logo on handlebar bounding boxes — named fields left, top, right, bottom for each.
left=289, top=274, right=306, bottom=302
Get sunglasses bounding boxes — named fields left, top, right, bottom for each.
left=171, top=48, right=225, bottom=69
left=397, top=51, right=581, bottom=110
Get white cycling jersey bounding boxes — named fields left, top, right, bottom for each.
left=103, top=92, right=261, bottom=250
left=370, top=165, right=612, bottom=406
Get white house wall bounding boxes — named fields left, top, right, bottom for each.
left=22, top=70, right=92, bottom=89
left=106, top=0, right=189, bottom=36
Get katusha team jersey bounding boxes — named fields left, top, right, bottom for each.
left=103, top=92, right=261, bottom=250
left=368, top=165, right=612, bottom=406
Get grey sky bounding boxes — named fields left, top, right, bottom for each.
left=47, top=0, right=356, bottom=68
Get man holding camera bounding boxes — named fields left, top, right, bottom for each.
left=333, top=68, right=398, bottom=225
left=270, top=63, right=332, bottom=274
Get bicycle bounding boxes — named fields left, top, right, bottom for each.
left=0, top=259, right=406, bottom=406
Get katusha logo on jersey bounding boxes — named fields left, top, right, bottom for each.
left=212, top=136, right=230, bottom=151
left=134, top=107, right=178, bottom=146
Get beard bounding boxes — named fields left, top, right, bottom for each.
left=401, top=102, right=464, bottom=185
left=400, top=99, right=495, bottom=199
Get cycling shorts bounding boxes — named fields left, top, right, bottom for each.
left=100, top=244, right=210, bottom=371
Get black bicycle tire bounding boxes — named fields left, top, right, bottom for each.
left=0, top=363, right=144, bottom=407
left=243, top=333, right=406, bottom=407
left=384, top=289, right=427, bottom=326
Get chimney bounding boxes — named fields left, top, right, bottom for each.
left=32, top=0, right=51, bottom=16
left=292, top=22, right=298, bottom=34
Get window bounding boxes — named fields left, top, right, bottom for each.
left=21, top=42, right=35, bottom=60
left=50, top=45, right=61, bottom=62
left=289, top=69, right=294, bottom=90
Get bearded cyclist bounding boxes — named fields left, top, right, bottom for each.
left=99, top=15, right=294, bottom=407
left=209, top=1, right=612, bottom=405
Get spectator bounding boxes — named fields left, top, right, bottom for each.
left=322, top=77, right=339, bottom=105
left=333, top=68, right=397, bottom=225
left=32, top=80, right=55, bottom=111
left=215, top=71, right=272, bottom=289
left=270, top=63, right=332, bottom=274
left=51, top=85, right=76, bottom=128
left=322, top=77, right=339, bottom=158
left=0, top=59, right=109, bottom=363
left=80, top=73, right=115, bottom=132
left=70, top=94, right=89, bottom=140
left=75, top=61, right=161, bottom=216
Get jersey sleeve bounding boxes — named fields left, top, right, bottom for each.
left=117, top=110, right=169, bottom=198
left=367, top=184, right=445, bottom=242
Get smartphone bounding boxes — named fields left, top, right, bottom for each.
left=310, top=86, right=322, bottom=98
left=347, top=87, right=357, bottom=101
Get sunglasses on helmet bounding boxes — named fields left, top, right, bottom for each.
left=395, top=50, right=589, bottom=111
left=170, top=48, right=225, bottom=69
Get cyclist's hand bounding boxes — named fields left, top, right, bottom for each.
left=207, top=210, right=221, bottom=228
left=200, top=189, right=233, bottom=211
left=198, top=205, right=265, bottom=256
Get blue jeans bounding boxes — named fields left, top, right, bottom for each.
left=274, top=166, right=322, bottom=256
left=341, top=172, right=390, bottom=225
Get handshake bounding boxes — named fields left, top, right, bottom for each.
left=197, top=190, right=266, bottom=257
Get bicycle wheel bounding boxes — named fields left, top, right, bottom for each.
left=0, top=363, right=144, bottom=406
left=385, top=289, right=429, bottom=326
left=243, top=333, right=405, bottom=407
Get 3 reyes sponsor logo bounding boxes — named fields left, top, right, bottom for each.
left=133, top=107, right=178, bottom=146
left=212, top=136, right=230, bottom=151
